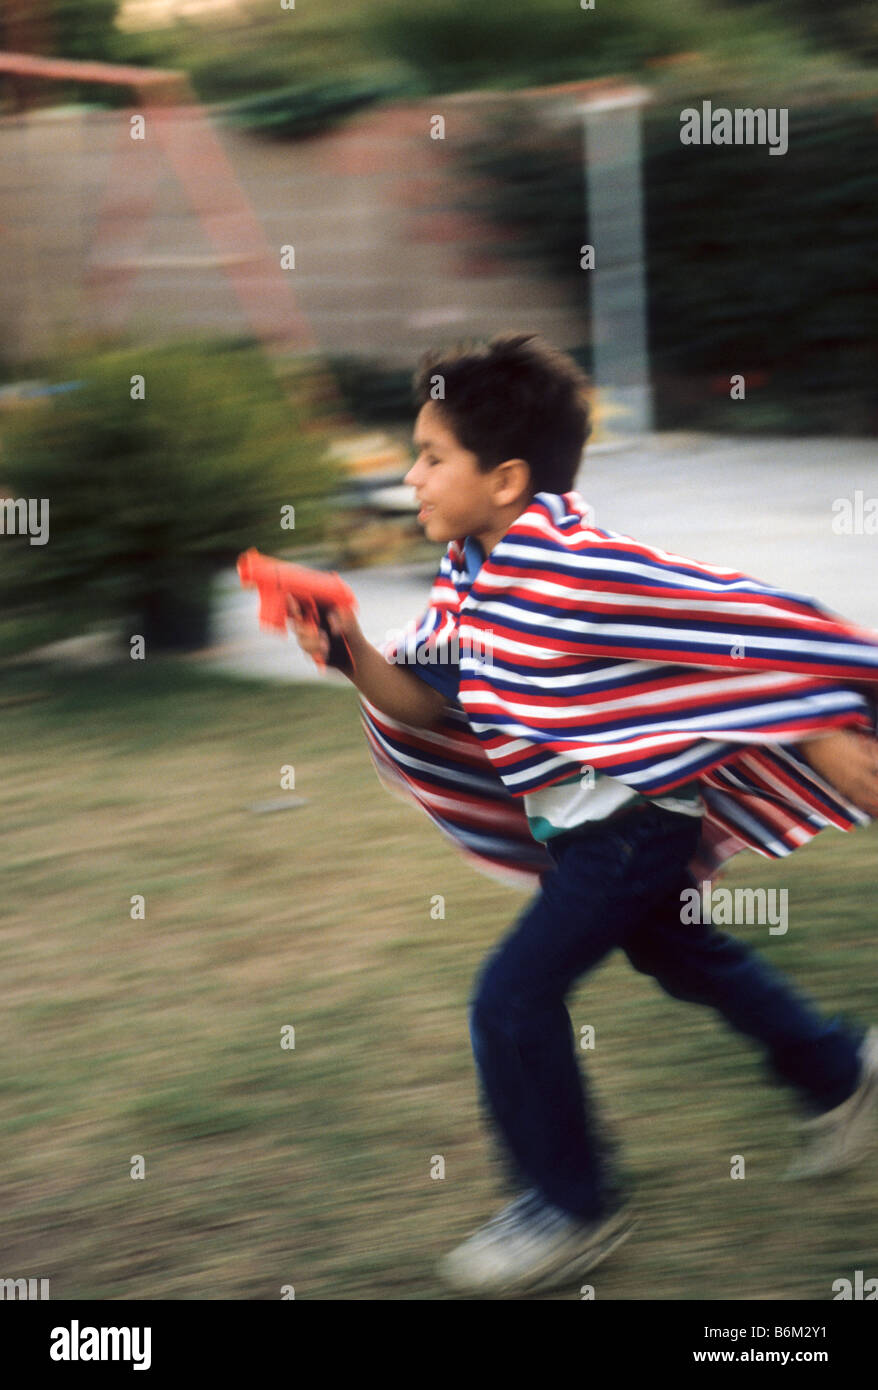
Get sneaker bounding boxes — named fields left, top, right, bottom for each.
left=436, top=1189, right=637, bottom=1297
left=784, top=1026, right=878, bottom=1180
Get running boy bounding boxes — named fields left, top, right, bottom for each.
left=287, top=333, right=878, bottom=1297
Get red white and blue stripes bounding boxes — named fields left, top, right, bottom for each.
left=359, top=491, right=878, bottom=889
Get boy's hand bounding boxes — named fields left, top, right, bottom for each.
left=285, top=595, right=362, bottom=669
left=284, top=597, right=445, bottom=727
left=798, top=728, right=878, bottom=815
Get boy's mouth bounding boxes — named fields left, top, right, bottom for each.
left=418, top=503, right=435, bottom=523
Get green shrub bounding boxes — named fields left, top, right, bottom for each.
left=367, top=0, right=711, bottom=93
left=219, top=76, right=400, bottom=140
left=324, top=355, right=415, bottom=425
left=452, top=92, right=878, bottom=435
left=643, top=98, right=878, bottom=433
left=50, top=0, right=120, bottom=63
left=323, top=348, right=594, bottom=428
left=0, top=341, right=343, bottom=654
left=719, top=0, right=878, bottom=65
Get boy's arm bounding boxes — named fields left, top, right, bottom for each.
left=340, top=624, right=449, bottom=727
left=287, top=597, right=447, bottom=729
left=797, top=728, right=878, bottom=816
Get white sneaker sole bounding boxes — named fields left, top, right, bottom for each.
left=784, top=1027, right=878, bottom=1180
left=438, top=1207, right=639, bottom=1297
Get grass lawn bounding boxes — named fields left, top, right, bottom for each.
left=1, top=659, right=876, bottom=1300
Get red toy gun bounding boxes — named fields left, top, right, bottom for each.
left=237, top=548, right=359, bottom=674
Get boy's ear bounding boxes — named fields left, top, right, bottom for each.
left=495, top=457, right=533, bottom=503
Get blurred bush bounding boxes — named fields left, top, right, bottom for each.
left=324, top=356, right=415, bottom=426
left=106, top=1, right=410, bottom=135
left=645, top=97, right=878, bottom=434
left=323, top=348, right=593, bottom=429
left=454, top=91, right=878, bottom=435
left=721, top=0, right=878, bottom=65
left=367, top=0, right=709, bottom=92
left=0, top=341, right=343, bottom=655
left=0, top=1, right=124, bottom=109
left=219, top=76, right=403, bottom=140
left=41, top=0, right=132, bottom=107
left=50, top=0, right=120, bottom=63
left=27, top=0, right=878, bottom=119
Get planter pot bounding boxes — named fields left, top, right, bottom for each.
left=133, top=575, right=214, bottom=653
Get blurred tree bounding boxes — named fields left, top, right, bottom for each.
left=367, top=0, right=715, bottom=92
left=718, top=0, right=878, bottom=65
left=50, top=0, right=121, bottom=62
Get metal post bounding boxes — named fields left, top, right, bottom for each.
left=578, top=89, right=653, bottom=437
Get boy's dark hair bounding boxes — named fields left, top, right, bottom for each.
left=412, top=331, right=591, bottom=496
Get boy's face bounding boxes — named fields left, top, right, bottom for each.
left=405, top=401, right=531, bottom=553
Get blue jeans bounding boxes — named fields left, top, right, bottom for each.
left=468, top=802, right=863, bottom=1221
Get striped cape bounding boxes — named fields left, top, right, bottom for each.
left=359, top=491, right=878, bottom=890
